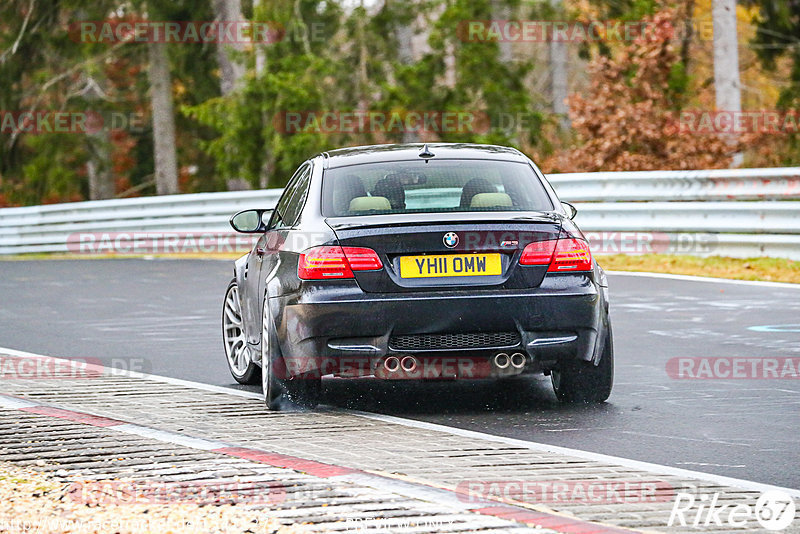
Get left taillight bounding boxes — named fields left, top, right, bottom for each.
left=298, top=246, right=383, bottom=280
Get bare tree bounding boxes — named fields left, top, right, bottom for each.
left=712, top=0, right=742, bottom=165
left=82, top=78, right=114, bottom=200
left=147, top=40, right=179, bottom=195
left=712, top=0, right=742, bottom=113
left=86, top=135, right=113, bottom=200
left=212, top=0, right=245, bottom=95
left=549, top=0, right=569, bottom=130
left=492, top=0, right=512, bottom=64
left=255, top=9, right=266, bottom=77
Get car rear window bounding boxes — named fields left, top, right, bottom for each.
left=321, top=160, right=554, bottom=217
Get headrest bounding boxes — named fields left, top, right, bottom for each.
left=349, top=196, right=392, bottom=212
left=333, top=175, right=367, bottom=214
left=470, top=192, right=513, bottom=208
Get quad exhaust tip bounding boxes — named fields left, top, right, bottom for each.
left=493, top=352, right=510, bottom=369
left=510, top=352, right=526, bottom=369
left=383, top=356, right=400, bottom=373
left=400, top=356, right=418, bottom=372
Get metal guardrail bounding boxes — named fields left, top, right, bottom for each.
left=549, top=167, right=800, bottom=201
left=0, top=168, right=799, bottom=259
left=0, top=190, right=282, bottom=254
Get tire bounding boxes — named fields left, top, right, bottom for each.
left=260, top=293, right=321, bottom=410
left=222, top=279, right=260, bottom=385
left=260, top=293, right=284, bottom=410
left=551, top=325, right=614, bottom=403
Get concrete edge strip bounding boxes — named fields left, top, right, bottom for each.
left=0, top=391, right=634, bottom=534
left=350, top=409, right=800, bottom=499
left=0, top=395, right=38, bottom=409
left=606, top=270, right=800, bottom=289
left=2, top=345, right=799, bottom=500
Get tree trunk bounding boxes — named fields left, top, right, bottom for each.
left=147, top=40, right=179, bottom=195
left=212, top=0, right=245, bottom=95
left=397, top=19, right=419, bottom=143
left=83, top=78, right=114, bottom=200
left=712, top=0, right=742, bottom=113
left=392, top=0, right=430, bottom=143
left=86, top=130, right=114, bottom=200
left=712, top=0, right=742, bottom=165
left=548, top=0, right=569, bottom=130
left=492, top=0, right=512, bottom=63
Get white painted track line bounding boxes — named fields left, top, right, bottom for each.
left=114, top=424, right=229, bottom=451
left=0, top=395, right=38, bottom=409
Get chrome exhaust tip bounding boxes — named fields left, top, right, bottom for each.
left=493, top=352, right=510, bottom=369
left=510, top=352, right=526, bottom=369
left=400, top=356, right=418, bottom=372
left=383, top=356, right=400, bottom=373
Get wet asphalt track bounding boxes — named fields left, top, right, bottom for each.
left=0, top=259, right=798, bottom=488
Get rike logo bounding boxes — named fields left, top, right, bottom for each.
left=669, top=490, right=796, bottom=531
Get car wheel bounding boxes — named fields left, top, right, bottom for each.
left=261, top=293, right=285, bottom=410
left=551, top=325, right=614, bottom=403
left=222, top=279, right=260, bottom=385
left=261, top=293, right=321, bottom=410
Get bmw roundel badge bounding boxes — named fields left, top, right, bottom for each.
left=443, top=232, right=459, bottom=248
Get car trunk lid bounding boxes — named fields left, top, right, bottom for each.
left=326, top=212, right=562, bottom=293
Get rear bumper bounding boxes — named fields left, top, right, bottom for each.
left=271, top=273, right=606, bottom=378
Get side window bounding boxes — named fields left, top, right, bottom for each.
left=281, top=166, right=312, bottom=226
left=271, top=163, right=311, bottom=230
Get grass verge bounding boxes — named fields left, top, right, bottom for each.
left=599, top=254, right=800, bottom=284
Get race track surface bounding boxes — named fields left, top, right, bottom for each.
left=1, top=259, right=798, bottom=488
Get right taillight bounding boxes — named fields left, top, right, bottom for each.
left=547, top=238, right=592, bottom=272
left=298, top=246, right=382, bottom=280
left=519, top=238, right=592, bottom=272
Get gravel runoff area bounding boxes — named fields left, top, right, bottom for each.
left=0, top=462, right=297, bottom=534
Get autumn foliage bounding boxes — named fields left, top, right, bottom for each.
left=547, top=8, right=738, bottom=172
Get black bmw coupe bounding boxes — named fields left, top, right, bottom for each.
left=223, top=143, right=613, bottom=409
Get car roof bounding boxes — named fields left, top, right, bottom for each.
left=319, top=143, right=530, bottom=169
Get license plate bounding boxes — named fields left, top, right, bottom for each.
left=399, top=253, right=502, bottom=278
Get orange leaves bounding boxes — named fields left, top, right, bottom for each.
left=544, top=5, right=740, bottom=173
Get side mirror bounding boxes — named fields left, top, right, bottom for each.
left=230, top=209, right=272, bottom=233
left=561, top=202, right=577, bottom=220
